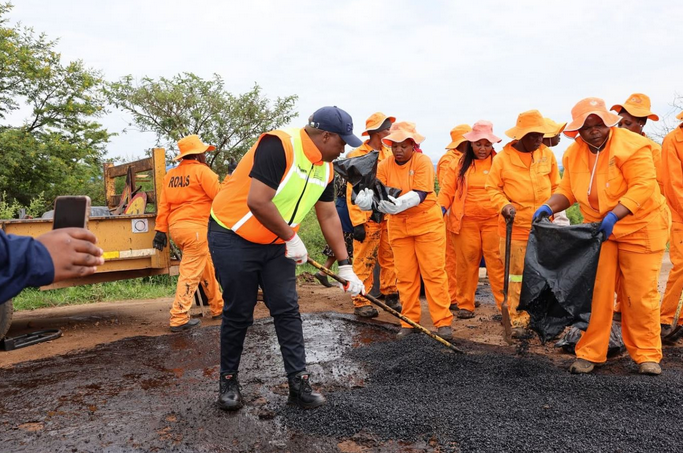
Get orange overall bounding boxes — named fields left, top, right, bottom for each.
left=660, top=124, right=683, bottom=327
left=486, top=143, right=560, bottom=326
left=156, top=160, right=223, bottom=327
left=437, top=149, right=463, bottom=305
left=346, top=142, right=397, bottom=308
left=377, top=153, right=453, bottom=329
left=556, top=128, right=669, bottom=364
left=438, top=154, right=505, bottom=311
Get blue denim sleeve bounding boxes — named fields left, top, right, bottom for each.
left=0, top=231, right=55, bottom=303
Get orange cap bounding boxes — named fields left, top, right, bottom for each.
left=505, top=110, right=555, bottom=140
left=174, top=135, right=216, bottom=161
left=610, top=93, right=659, bottom=121
left=382, top=121, right=425, bottom=145
left=563, top=98, right=621, bottom=138
left=543, top=118, right=567, bottom=138
left=362, top=112, right=396, bottom=136
left=445, top=124, right=472, bottom=149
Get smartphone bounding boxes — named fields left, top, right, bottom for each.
left=52, top=196, right=91, bottom=230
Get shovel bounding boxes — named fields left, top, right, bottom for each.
left=501, top=215, right=514, bottom=344
left=663, top=290, right=683, bottom=342
left=307, top=257, right=465, bottom=354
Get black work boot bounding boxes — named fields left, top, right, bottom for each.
left=218, top=372, right=244, bottom=411
left=287, top=372, right=325, bottom=409
left=385, top=293, right=402, bottom=312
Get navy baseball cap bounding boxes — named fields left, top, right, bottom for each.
left=308, top=106, right=362, bottom=147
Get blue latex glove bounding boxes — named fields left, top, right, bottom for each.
left=598, top=212, right=619, bottom=241
left=533, top=205, right=553, bottom=222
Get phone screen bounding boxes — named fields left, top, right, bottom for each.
left=53, top=196, right=91, bottom=229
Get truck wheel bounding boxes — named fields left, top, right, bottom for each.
left=0, top=300, right=13, bottom=341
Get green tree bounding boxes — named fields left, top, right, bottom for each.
left=105, top=72, right=298, bottom=176
left=0, top=2, right=111, bottom=211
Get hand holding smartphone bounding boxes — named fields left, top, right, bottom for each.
left=52, top=196, right=91, bottom=230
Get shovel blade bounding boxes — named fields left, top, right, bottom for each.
left=501, top=300, right=513, bottom=345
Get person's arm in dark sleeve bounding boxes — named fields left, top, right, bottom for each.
left=0, top=231, right=54, bottom=303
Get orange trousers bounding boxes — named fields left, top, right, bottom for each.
left=352, top=220, right=397, bottom=308
left=661, top=221, right=683, bottom=326
left=445, top=228, right=459, bottom=305
left=453, top=217, right=505, bottom=311
left=498, top=238, right=530, bottom=328
left=169, top=224, right=223, bottom=327
left=387, top=205, right=453, bottom=329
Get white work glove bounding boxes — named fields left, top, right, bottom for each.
left=354, top=188, right=374, bottom=211
left=337, top=264, right=364, bottom=296
left=285, top=233, right=308, bottom=265
left=378, top=191, right=421, bottom=215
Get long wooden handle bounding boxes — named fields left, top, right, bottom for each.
left=307, top=257, right=465, bottom=354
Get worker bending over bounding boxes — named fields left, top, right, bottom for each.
left=153, top=135, right=224, bottom=332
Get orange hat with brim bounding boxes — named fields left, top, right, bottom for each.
left=362, top=112, right=396, bottom=136
left=610, top=93, right=659, bottom=121
left=382, top=121, right=425, bottom=145
left=463, top=120, right=501, bottom=143
left=445, top=124, right=472, bottom=149
left=543, top=118, right=567, bottom=138
left=505, top=110, right=555, bottom=140
left=563, top=97, right=621, bottom=139
left=174, top=135, right=216, bottom=161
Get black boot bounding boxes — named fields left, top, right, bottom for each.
left=287, top=372, right=325, bottom=409
left=218, top=372, right=244, bottom=411
left=385, top=293, right=402, bottom=312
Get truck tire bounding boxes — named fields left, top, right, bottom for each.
left=0, top=299, right=13, bottom=341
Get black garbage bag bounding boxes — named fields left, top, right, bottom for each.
left=554, top=322, right=625, bottom=358
left=333, top=152, right=401, bottom=223
left=518, top=218, right=603, bottom=343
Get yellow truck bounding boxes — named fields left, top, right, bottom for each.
left=0, top=149, right=179, bottom=340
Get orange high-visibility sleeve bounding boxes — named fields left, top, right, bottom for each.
left=662, top=127, right=683, bottom=222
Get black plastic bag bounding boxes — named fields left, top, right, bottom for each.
left=518, top=218, right=603, bottom=343
left=554, top=322, right=625, bottom=358
left=333, top=152, right=401, bottom=223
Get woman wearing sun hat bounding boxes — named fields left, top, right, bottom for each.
left=535, top=97, right=669, bottom=375
left=485, top=110, right=560, bottom=337
left=438, top=121, right=505, bottom=318
left=437, top=124, right=472, bottom=310
left=360, top=121, right=454, bottom=339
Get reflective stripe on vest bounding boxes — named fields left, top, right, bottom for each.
left=230, top=128, right=330, bottom=234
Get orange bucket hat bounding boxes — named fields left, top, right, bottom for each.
left=382, top=121, right=425, bottom=146
left=543, top=118, right=567, bottom=138
left=445, top=124, right=472, bottom=149
left=505, top=110, right=555, bottom=140
left=463, top=120, right=501, bottom=143
left=676, top=111, right=683, bottom=121
left=362, top=112, right=396, bottom=136
left=174, top=135, right=216, bottom=161
left=611, top=93, right=659, bottom=121
left=563, top=97, right=621, bottom=138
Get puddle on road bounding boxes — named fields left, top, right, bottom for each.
left=0, top=312, right=401, bottom=453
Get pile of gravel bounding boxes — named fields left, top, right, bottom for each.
left=284, top=334, right=683, bottom=452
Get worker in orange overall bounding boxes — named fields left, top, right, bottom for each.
left=346, top=112, right=400, bottom=317
left=356, top=122, right=454, bottom=339
left=437, top=124, right=472, bottom=310
left=438, top=121, right=505, bottom=318
left=659, top=111, right=683, bottom=336
left=485, top=110, right=560, bottom=339
left=610, top=94, right=666, bottom=321
left=153, top=135, right=223, bottom=332
left=543, top=118, right=571, bottom=227
left=537, top=97, right=669, bottom=376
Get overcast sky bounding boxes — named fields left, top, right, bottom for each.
left=8, top=0, right=682, bottom=166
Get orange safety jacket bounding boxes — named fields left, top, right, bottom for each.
left=155, top=159, right=220, bottom=233
left=486, top=142, right=560, bottom=241
left=662, top=125, right=683, bottom=223
left=644, top=134, right=664, bottom=196
left=438, top=153, right=498, bottom=234
left=346, top=141, right=393, bottom=226
left=556, top=127, right=667, bottom=238
left=210, top=128, right=333, bottom=244
left=436, top=150, right=462, bottom=188
left=376, top=152, right=437, bottom=217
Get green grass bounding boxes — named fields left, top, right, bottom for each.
left=296, top=209, right=334, bottom=275
left=13, top=275, right=178, bottom=311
